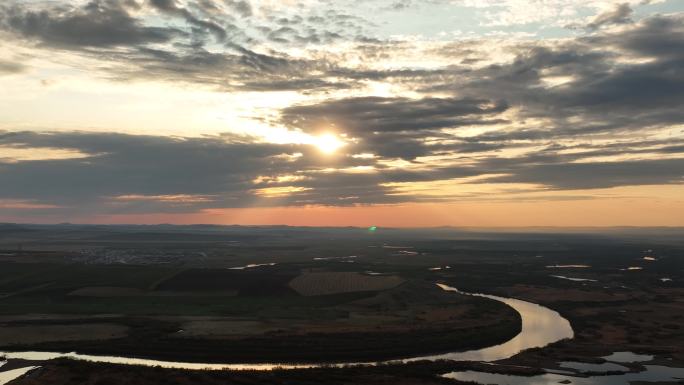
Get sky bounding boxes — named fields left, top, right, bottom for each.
left=1, top=0, right=683, bottom=227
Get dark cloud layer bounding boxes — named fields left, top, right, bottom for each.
left=0, top=131, right=390, bottom=212
left=485, top=158, right=684, bottom=190
left=1, top=129, right=683, bottom=214
left=282, top=96, right=508, bottom=134
left=0, top=0, right=344, bottom=92
left=0, top=59, right=26, bottom=74
left=1, top=0, right=180, bottom=48
left=0, top=131, right=298, bottom=202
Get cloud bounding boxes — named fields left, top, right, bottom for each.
left=407, top=14, right=684, bottom=146
left=0, top=131, right=390, bottom=212
left=0, top=59, right=26, bottom=75
left=0, top=131, right=291, bottom=206
left=148, top=0, right=228, bottom=41
left=484, top=158, right=684, bottom=190
left=223, top=0, right=253, bottom=18
left=591, top=14, right=684, bottom=60
left=281, top=96, right=509, bottom=134
left=586, top=3, right=633, bottom=30
left=1, top=128, right=683, bottom=217
left=278, top=95, right=510, bottom=160
left=0, top=0, right=348, bottom=92
left=0, top=0, right=180, bottom=48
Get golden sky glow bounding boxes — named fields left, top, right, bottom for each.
left=11, top=186, right=682, bottom=227
left=313, top=134, right=346, bottom=154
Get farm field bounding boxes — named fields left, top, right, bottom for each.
left=0, top=256, right=521, bottom=362
left=289, top=271, right=405, bottom=296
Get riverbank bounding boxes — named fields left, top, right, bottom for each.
left=1, top=358, right=536, bottom=385
left=0, top=281, right=523, bottom=364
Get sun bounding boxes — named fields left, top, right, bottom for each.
left=314, top=133, right=345, bottom=154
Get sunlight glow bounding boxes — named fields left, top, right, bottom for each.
left=314, top=133, right=345, bottom=154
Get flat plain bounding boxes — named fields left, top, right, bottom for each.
left=1, top=224, right=683, bottom=384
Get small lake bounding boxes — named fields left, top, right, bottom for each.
left=444, top=364, right=684, bottom=385
left=1, top=283, right=573, bottom=372
left=444, top=350, right=684, bottom=385
left=602, top=351, right=653, bottom=363
left=228, top=263, right=277, bottom=270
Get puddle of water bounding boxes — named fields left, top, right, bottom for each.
left=228, top=263, right=276, bottom=270
left=392, top=251, right=419, bottom=256
left=602, top=351, right=653, bottom=363
left=313, top=256, right=357, bottom=261
left=550, top=275, right=597, bottom=282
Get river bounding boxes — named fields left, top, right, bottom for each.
left=1, top=284, right=574, bottom=381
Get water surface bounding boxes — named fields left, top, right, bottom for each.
left=0, top=366, right=39, bottom=385
left=402, top=284, right=573, bottom=362
left=444, top=365, right=684, bottom=385
left=0, top=284, right=573, bottom=370
left=602, top=351, right=653, bottom=363
left=550, top=275, right=597, bottom=282
left=228, top=263, right=276, bottom=270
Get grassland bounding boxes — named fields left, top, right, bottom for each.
left=6, top=358, right=480, bottom=385
left=0, top=323, right=127, bottom=346
left=1, top=224, right=683, bottom=382
left=289, top=271, right=405, bottom=296
left=0, top=267, right=521, bottom=362
left=0, top=238, right=522, bottom=362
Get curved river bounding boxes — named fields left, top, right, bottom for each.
left=0, top=284, right=573, bottom=371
